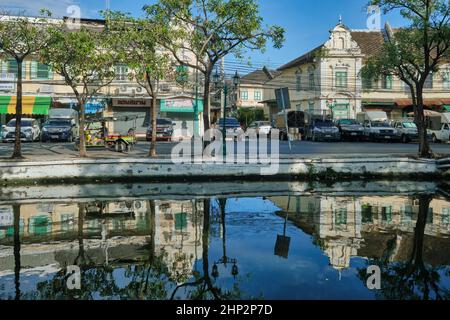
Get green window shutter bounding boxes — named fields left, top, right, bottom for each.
left=22, top=61, right=27, bottom=79
left=0, top=60, right=7, bottom=73
left=31, top=61, right=38, bottom=79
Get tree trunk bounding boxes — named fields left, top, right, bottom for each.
left=78, top=99, right=87, bottom=158
left=12, top=59, right=23, bottom=159
left=148, top=200, right=156, bottom=263
left=202, top=199, right=210, bottom=279
left=75, top=203, right=86, bottom=266
left=149, top=97, right=157, bottom=157
left=13, top=204, right=21, bottom=300
left=410, top=194, right=431, bottom=269
left=415, top=87, right=432, bottom=158
left=202, top=69, right=212, bottom=135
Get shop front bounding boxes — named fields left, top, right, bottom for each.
left=160, top=97, right=204, bottom=138
left=362, top=100, right=396, bottom=118
left=52, top=98, right=107, bottom=116
left=0, top=96, right=51, bottom=126
left=109, top=98, right=152, bottom=138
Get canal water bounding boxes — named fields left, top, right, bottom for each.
left=0, top=181, right=449, bottom=300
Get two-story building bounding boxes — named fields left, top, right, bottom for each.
left=0, top=16, right=204, bottom=139
left=263, top=20, right=450, bottom=121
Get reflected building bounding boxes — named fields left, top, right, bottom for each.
left=0, top=200, right=204, bottom=285
left=270, top=194, right=450, bottom=271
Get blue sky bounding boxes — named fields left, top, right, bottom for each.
left=1, top=0, right=408, bottom=68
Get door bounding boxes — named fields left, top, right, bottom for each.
left=333, top=104, right=349, bottom=120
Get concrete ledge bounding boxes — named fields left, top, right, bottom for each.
left=0, top=156, right=441, bottom=184
left=0, top=180, right=440, bottom=204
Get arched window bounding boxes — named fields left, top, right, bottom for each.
left=339, top=37, right=345, bottom=50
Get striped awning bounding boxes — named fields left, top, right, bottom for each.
left=0, top=96, right=51, bottom=115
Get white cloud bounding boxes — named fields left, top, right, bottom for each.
left=0, top=0, right=78, bottom=17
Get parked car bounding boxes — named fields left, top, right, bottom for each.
left=429, top=122, right=450, bottom=143
left=42, top=118, right=78, bottom=142
left=2, top=118, right=41, bottom=142
left=246, top=121, right=272, bottom=137
left=357, top=111, right=400, bottom=142
left=306, top=119, right=340, bottom=141
left=146, top=119, right=174, bottom=142
left=214, top=118, right=244, bottom=140
left=392, top=120, right=420, bottom=143
left=335, top=119, right=365, bottom=141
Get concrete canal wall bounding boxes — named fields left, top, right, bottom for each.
left=0, top=156, right=443, bottom=184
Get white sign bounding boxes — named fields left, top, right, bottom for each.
left=0, top=73, right=15, bottom=91
left=0, top=206, right=13, bottom=227
left=112, top=98, right=151, bottom=108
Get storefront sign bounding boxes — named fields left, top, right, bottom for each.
left=160, top=99, right=203, bottom=113
left=113, top=98, right=151, bottom=108
left=0, top=73, right=15, bottom=91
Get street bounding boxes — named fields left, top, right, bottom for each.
left=1, top=140, right=450, bottom=160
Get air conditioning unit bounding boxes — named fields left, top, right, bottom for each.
left=159, top=83, right=170, bottom=92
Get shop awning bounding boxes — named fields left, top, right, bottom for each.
left=396, top=99, right=450, bottom=108
left=160, top=99, right=203, bottom=113
left=444, top=105, right=450, bottom=112
left=0, top=96, right=51, bottom=115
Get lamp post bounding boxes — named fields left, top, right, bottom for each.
left=211, top=199, right=239, bottom=280
left=213, top=70, right=240, bottom=158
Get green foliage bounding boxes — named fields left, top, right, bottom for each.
left=104, top=11, right=175, bottom=96
left=361, top=0, right=450, bottom=88
left=145, top=0, right=285, bottom=68
left=235, top=108, right=265, bottom=127
left=0, top=12, right=52, bottom=61
left=41, top=24, right=116, bottom=101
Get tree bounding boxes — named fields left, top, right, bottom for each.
left=145, top=0, right=285, bottom=137
left=106, top=12, right=176, bottom=157
left=0, top=11, right=52, bottom=158
left=361, top=0, right=450, bottom=158
left=41, top=21, right=116, bottom=157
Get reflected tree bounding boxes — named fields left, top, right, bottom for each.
left=170, top=198, right=246, bottom=300
left=359, top=194, right=450, bottom=300
left=13, top=204, right=21, bottom=301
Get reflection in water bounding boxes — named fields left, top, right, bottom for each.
left=0, top=182, right=450, bottom=300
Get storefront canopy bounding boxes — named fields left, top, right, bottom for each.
left=160, top=99, right=203, bottom=113
left=0, top=96, right=51, bottom=115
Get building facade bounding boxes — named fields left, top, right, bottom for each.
left=263, top=21, right=450, bottom=121
left=0, top=17, right=204, bottom=139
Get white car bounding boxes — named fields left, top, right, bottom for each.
left=429, top=123, right=450, bottom=143
left=247, top=121, right=272, bottom=137
left=2, top=118, right=41, bottom=142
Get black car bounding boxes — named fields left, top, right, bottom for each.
left=307, top=120, right=341, bottom=141
left=336, top=119, right=365, bottom=141
left=146, top=119, right=174, bottom=141
left=41, top=119, right=77, bottom=142
left=215, top=118, right=244, bottom=140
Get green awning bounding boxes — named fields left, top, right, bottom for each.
left=160, top=99, right=203, bottom=113
left=363, top=101, right=395, bottom=106
left=0, top=96, right=51, bottom=115
left=444, top=105, right=450, bottom=112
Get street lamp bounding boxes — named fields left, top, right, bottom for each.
left=211, top=199, right=239, bottom=280
left=213, top=69, right=240, bottom=157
